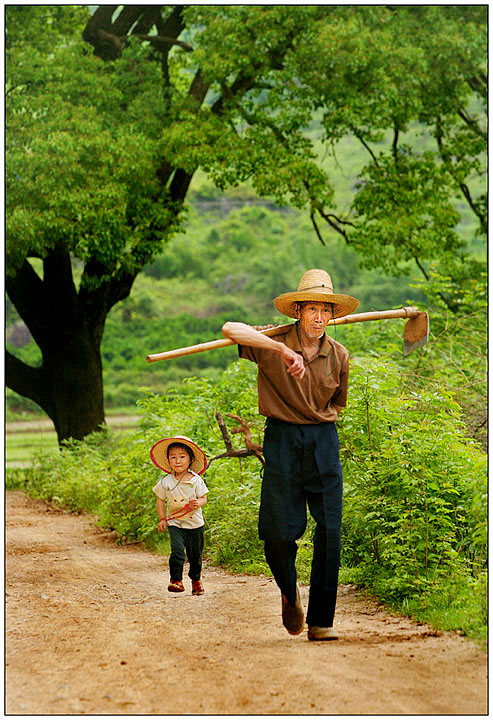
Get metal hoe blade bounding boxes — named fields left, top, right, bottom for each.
left=403, top=312, right=429, bottom=355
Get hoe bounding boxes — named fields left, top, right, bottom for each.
left=146, top=306, right=429, bottom=364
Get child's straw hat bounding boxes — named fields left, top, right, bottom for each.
left=150, top=435, right=207, bottom=475
left=273, top=269, right=360, bottom=319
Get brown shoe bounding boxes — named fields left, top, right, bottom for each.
left=281, top=586, right=304, bottom=635
left=307, top=625, right=339, bottom=641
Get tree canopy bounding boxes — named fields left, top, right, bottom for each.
left=6, top=5, right=487, bottom=442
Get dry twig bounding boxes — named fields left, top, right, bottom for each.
left=209, top=411, right=264, bottom=466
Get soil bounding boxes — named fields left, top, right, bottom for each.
left=6, top=490, right=488, bottom=716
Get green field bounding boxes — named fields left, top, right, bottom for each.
left=5, top=415, right=140, bottom=469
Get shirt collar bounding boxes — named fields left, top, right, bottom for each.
left=168, top=471, right=197, bottom=484
left=285, top=323, right=333, bottom=357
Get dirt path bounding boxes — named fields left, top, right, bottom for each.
left=6, top=490, right=487, bottom=716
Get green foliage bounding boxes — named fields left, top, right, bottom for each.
left=352, top=149, right=462, bottom=272
left=6, top=32, right=176, bottom=280
left=8, top=431, right=114, bottom=514
left=338, top=358, right=487, bottom=601
left=7, top=356, right=487, bottom=641
left=160, top=5, right=486, bottom=278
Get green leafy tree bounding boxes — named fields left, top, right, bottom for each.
left=6, top=6, right=486, bottom=442
left=168, top=6, right=486, bottom=301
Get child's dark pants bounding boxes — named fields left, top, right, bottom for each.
left=259, top=418, right=343, bottom=628
left=168, top=525, right=204, bottom=582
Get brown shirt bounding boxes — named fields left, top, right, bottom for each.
left=239, top=324, right=349, bottom=424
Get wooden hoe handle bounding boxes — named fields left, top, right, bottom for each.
left=145, top=307, right=422, bottom=364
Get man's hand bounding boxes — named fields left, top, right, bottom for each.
left=281, top=346, right=305, bottom=379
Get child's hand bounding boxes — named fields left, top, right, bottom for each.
left=189, top=498, right=199, bottom=510
left=157, top=518, right=167, bottom=532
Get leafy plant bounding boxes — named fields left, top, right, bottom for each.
left=339, top=358, right=487, bottom=601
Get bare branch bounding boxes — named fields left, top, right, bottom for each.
left=310, top=211, right=326, bottom=246
left=209, top=411, right=264, bottom=466
left=351, top=127, right=380, bottom=167
left=392, top=122, right=399, bottom=162
left=226, top=413, right=264, bottom=459
left=457, top=107, right=487, bottom=141
left=315, top=206, right=356, bottom=245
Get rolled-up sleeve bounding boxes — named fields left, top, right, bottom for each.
left=238, top=343, right=260, bottom=363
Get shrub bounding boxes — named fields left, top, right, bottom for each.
left=339, top=357, right=487, bottom=602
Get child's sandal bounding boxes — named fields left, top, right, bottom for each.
left=168, top=580, right=185, bottom=593
left=192, top=580, right=204, bottom=596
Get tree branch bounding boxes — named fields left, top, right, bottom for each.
left=209, top=411, right=264, bottom=465
left=42, top=247, right=78, bottom=305
left=82, top=6, right=121, bottom=59
left=392, top=122, right=399, bottom=162
left=134, top=33, right=192, bottom=53
left=188, top=68, right=210, bottom=106
left=226, top=413, right=264, bottom=463
left=466, top=72, right=487, bottom=98
left=5, top=350, right=48, bottom=413
left=351, top=127, right=380, bottom=167
left=436, top=115, right=487, bottom=234
left=112, top=6, right=148, bottom=36
left=5, top=261, right=48, bottom=346
left=457, top=107, right=487, bottom=141
left=316, top=206, right=355, bottom=244
left=310, top=211, right=326, bottom=246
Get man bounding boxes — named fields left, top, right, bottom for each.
left=222, top=269, right=359, bottom=641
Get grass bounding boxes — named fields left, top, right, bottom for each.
left=6, top=430, right=59, bottom=468
left=403, top=574, right=488, bottom=649
left=337, top=565, right=488, bottom=649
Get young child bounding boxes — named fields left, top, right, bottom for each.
left=150, top=435, right=209, bottom=596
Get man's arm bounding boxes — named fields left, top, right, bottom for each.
left=222, top=322, right=306, bottom=379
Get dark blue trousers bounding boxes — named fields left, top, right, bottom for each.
left=167, top=525, right=204, bottom=582
left=259, top=418, right=343, bottom=628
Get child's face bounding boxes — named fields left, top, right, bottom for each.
left=168, top=447, right=192, bottom=476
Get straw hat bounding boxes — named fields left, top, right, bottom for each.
left=273, top=269, right=360, bottom=319
left=150, top=435, right=207, bottom=475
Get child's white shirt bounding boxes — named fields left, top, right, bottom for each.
left=153, top=471, right=209, bottom=529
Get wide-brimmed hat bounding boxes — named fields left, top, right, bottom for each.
left=150, top=435, right=207, bottom=475
left=273, top=269, right=360, bottom=319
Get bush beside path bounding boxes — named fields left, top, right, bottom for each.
left=6, top=490, right=487, bottom=715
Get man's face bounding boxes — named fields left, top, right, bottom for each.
left=298, top=302, right=334, bottom=339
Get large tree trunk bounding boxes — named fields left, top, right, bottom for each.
left=42, top=335, right=105, bottom=443
left=5, top=251, right=131, bottom=444
left=7, top=330, right=105, bottom=444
